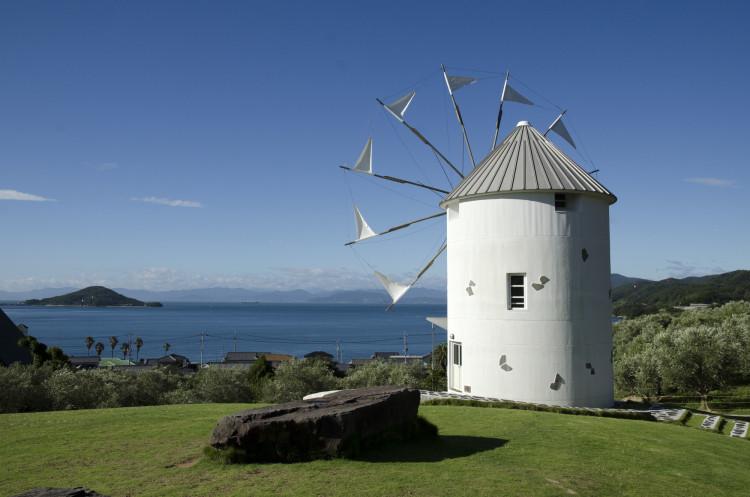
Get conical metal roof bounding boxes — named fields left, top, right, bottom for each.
left=441, top=122, right=616, bottom=205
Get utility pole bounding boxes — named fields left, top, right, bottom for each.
left=233, top=330, right=237, bottom=352
left=403, top=332, right=409, bottom=363
left=200, top=333, right=205, bottom=367
left=431, top=323, right=435, bottom=391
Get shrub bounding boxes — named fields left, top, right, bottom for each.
left=262, top=359, right=340, bottom=403
left=0, top=363, right=53, bottom=413
left=343, top=360, right=427, bottom=390
left=46, top=369, right=107, bottom=410
left=193, top=368, right=253, bottom=403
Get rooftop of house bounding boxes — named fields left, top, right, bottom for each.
left=224, top=352, right=295, bottom=363
left=69, top=356, right=101, bottom=366
left=371, top=351, right=400, bottom=359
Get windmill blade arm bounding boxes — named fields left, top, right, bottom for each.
left=381, top=212, right=446, bottom=236
left=384, top=241, right=447, bottom=311
left=410, top=241, right=447, bottom=285
left=339, top=166, right=449, bottom=194
left=376, top=98, right=464, bottom=180
left=345, top=212, right=446, bottom=246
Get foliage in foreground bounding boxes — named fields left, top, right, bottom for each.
left=614, top=301, right=750, bottom=409
left=0, top=348, right=446, bottom=413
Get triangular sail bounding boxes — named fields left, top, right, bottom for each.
left=492, top=75, right=535, bottom=151
left=548, top=115, right=576, bottom=148
left=345, top=212, right=446, bottom=246
left=352, top=137, right=372, bottom=174
left=375, top=241, right=447, bottom=310
left=447, top=75, right=476, bottom=93
left=353, top=206, right=377, bottom=241
left=385, top=91, right=415, bottom=119
left=502, top=83, right=533, bottom=105
left=374, top=271, right=411, bottom=306
left=442, top=66, right=477, bottom=168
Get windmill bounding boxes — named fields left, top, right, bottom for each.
left=340, top=67, right=564, bottom=309
left=340, top=66, right=617, bottom=407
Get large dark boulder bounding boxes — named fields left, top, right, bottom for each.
left=12, top=489, right=108, bottom=497
left=209, top=386, right=426, bottom=462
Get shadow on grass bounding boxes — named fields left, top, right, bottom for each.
left=354, top=435, right=507, bottom=463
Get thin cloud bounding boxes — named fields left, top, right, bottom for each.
left=131, top=196, right=202, bottom=208
left=684, top=177, right=736, bottom=188
left=96, top=162, right=119, bottom=171
left=663, top=260, right=726, bottom=279
left=0, top=189, right=55, bottom=202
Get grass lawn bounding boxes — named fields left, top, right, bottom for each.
left=1, top=403, right=749, bottom=497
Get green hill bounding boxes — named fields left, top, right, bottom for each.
left=23, top=286, right=161, bottom=307
left=613, top=270, right=750, bottom=317
left=1, top=403, right=748, bottom=497
left=611, top=273, right=651, bottom=289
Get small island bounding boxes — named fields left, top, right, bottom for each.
left=23, top=286, right=162, bottom=307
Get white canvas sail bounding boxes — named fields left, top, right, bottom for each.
left=374, top=271, right=411, bottom=306
left=447, top=75, right=476, bottom=93
left=502, top=83, right=533, bottom=105
left=549, top=116, right=576, bottom=148
left=354, top=206, right=377, bottom=241
left=385, top=91, right=415, bottom=119
left=352, top=137, right=372, bottom=174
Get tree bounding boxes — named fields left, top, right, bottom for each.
left=17, top=335, right=69, bottom=368
left=163, top=342, right=171, bottom=354
left=657, top=325, right=743, bottom=410
left=263, top=359, right=340, bottom=403
left=343, top=360, right=426, bottom=390
left=121, top=342, right=131, bottom=360
left=135, top=337, right=144, bottom=362
left=425, top=343, right=448, bottom=391
left=247, top=355, right=275, bottom=399
left=84, top=336, right=95, bottom=356
left=614, top=343, right=663, bottom=401
left=95, top=342, right=105, bottom=358
left=109, top=336, right=119, bottom=358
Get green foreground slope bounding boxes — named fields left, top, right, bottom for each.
left=0, top=404, right=747, bottom=497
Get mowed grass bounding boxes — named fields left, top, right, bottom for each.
left=1, top=403, right=749, bottom=497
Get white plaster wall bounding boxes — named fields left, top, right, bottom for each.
left=445, top=192, right=613, bottom=407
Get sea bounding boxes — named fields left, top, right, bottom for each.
left=1, top=303, right=447, bottom=363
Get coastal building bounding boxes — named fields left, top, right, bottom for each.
left=0, top=309, right=31, bottom=366
left=69, top=356, right=100, bottom=369
left=143, top=354, right=190, bottom=368
left=440, top=121, right=616, bottom=407
left=222, top=351, right=295, bottom=369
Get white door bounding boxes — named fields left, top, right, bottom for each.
left=450, top=341, right=462, bottom=392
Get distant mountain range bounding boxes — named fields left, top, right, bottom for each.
left=4, top=271, right=745, bottom=310
left=612, top=270, right=750, bottom=317
left=0, top=286, right=447, bottom=305
left=0, top=274, right=641, bottom=304
left=610, top=273, right=651, bottom=289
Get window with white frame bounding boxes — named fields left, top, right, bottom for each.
left=508, top=273, right=526, bottom=309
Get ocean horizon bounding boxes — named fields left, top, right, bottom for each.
left=1, top=302, right=448, bottom=364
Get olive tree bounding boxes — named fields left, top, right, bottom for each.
left=262, top=359, right=339, bottom=403
left=656, top=325, right=743, bottom=410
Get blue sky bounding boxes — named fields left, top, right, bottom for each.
left=1, top=0, right=748, bottom=292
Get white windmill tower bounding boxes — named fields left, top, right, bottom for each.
left=341, top=68, right=616, bottom=407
